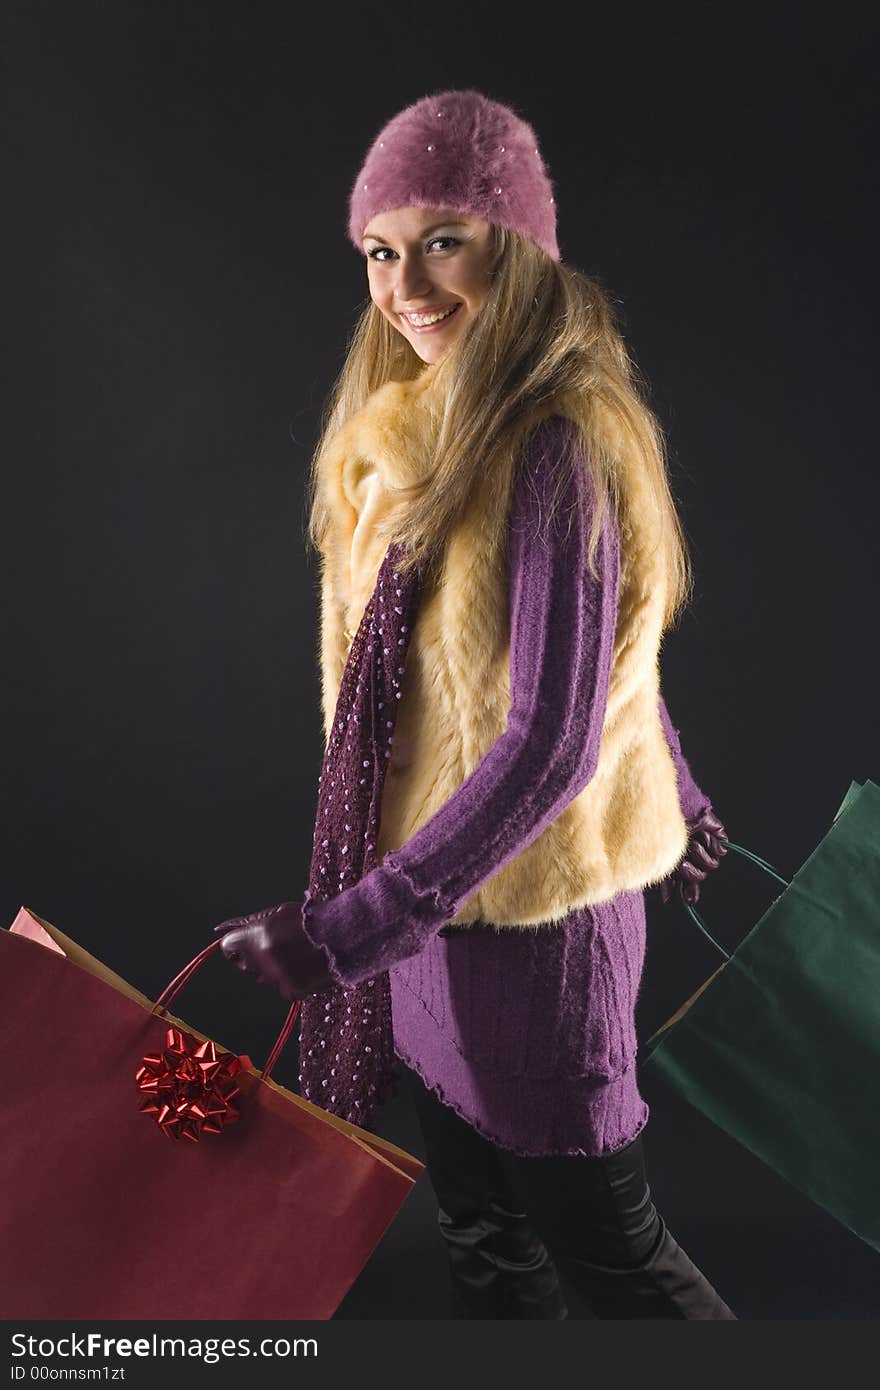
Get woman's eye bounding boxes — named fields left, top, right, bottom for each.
left=368, top=236, right=459, bottom=262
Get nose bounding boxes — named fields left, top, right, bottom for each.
left=393, top=253, right=433, bottom=304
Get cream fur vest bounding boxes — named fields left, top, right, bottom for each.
left=315, top=367, right=689, bottom=928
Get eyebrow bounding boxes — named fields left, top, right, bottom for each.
left=363, top=220, right=470, bottom=245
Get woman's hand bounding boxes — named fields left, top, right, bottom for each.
left=213, top=900, right=340, bottom=1001
left=659, top=807, right=729, bottom=907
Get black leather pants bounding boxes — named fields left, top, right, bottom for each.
left=404, top=1063, right=737, bottom=1320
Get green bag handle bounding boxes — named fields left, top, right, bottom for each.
left=675, top=838, right=791, bottom=962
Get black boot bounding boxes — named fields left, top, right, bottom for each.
left=528, top=1132, right=737, bottom=1320
left=404, top=1064, right=567, bottom=1319
left=563, top=1211, right=736, bottom=1319
left=439, top=1189, right=568, bottom=1319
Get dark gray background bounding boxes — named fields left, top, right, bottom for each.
left=4, top=0, right=878, bottom=1318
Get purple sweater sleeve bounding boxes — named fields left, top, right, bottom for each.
left=301, top=416, right=622, bottom=986
left=657, top=691, right=712, bottom=822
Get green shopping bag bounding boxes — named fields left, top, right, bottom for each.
left=639, top=778, right=880, bottom=1253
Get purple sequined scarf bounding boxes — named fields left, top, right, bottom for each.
left=298, top=540, right=425, bottom=1133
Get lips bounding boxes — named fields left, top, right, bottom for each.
left=401, top=304, right=462, bottom=330
left=400, top=304, right=458, bottom=320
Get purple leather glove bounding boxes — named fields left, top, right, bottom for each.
left=212, top=900, right=342, bottom=1002
left=659, top=806, right=729, bottom=907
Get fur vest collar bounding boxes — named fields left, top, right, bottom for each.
left=315, top=366, right=688, bottom=926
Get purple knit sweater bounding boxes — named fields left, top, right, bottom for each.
left=302, top=417, right=711, bottom=1156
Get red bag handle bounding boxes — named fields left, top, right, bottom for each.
left=150, top=938, right=301, bottom=1086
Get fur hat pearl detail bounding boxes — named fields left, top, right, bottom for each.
left=348, top=88, right=560, bottom=261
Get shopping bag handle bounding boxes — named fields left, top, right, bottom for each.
left=149, top=938, right=301, bottom=1086
left=674, top=838, right=791, bottom=962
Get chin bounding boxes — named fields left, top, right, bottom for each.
left=413, top=343, right=447, bottom=364
left=411, top=330, right=464, bottom=365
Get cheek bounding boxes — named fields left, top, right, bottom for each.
left=370, top=288, right=395, bottom=321
left=366, top=272, right=385, bottom=309
left=462, top=285, right=486, bottom=314
left=458, top=263, right=489, bottom=307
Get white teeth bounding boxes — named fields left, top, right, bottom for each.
left=406, top=305, right=458, bottom=326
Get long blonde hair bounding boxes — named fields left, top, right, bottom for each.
left=305, top=224, right=694, bottom=631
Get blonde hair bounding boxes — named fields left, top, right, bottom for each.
left=305, top=225, right=694, bottom=631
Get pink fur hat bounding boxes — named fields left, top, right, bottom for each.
left=347, top=88, right=560, bottom=261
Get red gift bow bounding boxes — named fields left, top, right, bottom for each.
left=135, top=1026, right=243, bottom=1142
left=137, top=939, right=303, bottom=1141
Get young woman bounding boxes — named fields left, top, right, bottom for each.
left=214, top=89, right=735, bottom=1320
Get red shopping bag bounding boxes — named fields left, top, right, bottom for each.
left=0, top=907, right=424, bottom=1320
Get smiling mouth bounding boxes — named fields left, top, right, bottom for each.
left=401, top=304, right=462, bottom=331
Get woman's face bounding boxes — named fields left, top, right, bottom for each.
left=362, top=207, right=494, bottom=364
